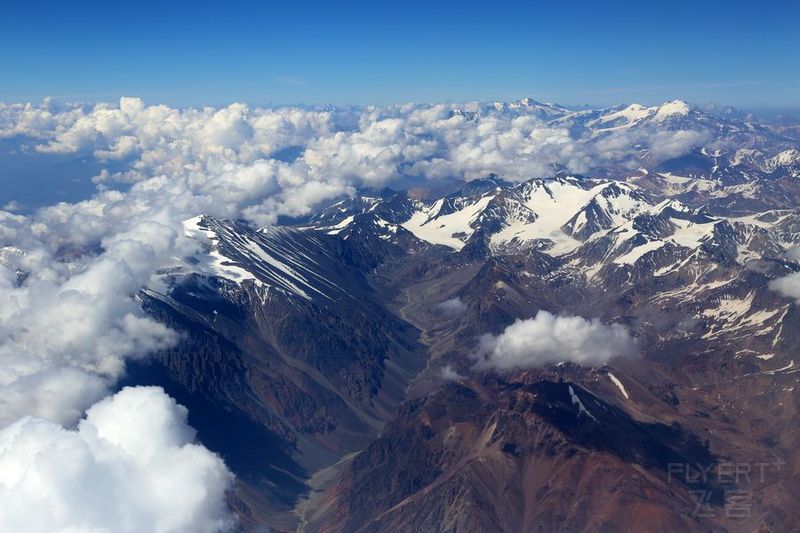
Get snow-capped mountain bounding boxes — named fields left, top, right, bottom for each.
left=445, top=98, right=800, bottom=179
left=179, top=215, right=349, bottom=301
left=300, top=173, right=799, bottom=271
left=121, top=106, right=800, bottom=532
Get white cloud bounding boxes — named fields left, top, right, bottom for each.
left=770, top=272, right=800, bottom=302
left=473, top=311, right=637, bottom=370
left=645, top=129, right=711, bottom=161
left=0, top=98, right=709, bottom=225
left=768, top=247, right=800, bottom=302
left=0, top=219, right=183, bottom=426
left=440, top=365, right=465, bottom=381
left=0, top=386, right=235, bottom=533
left=436, top=296, right=467, bottom=316
left=786, top=246, right=800, bottom=262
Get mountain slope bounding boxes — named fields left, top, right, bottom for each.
left=112, top=104, right=800, bottom=532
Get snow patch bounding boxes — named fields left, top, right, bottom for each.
left=607, top=372, right=629, bottom=399
left=569, top=385, right=597, bottom=421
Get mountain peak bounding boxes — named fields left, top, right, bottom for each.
left=653, top=100, right=691, bottom=121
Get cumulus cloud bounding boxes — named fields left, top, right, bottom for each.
left=0, top=386, right=235, bottom=533
left=472, top=311, right=637, bottom=370
left=770, top=272, right=800, bottom=302
left=786, top=246, right=800, bottom=262
left=0, top=98, right=709, bottom=223
left=592, top=128, right=711, bottom=169
left=0, top=218, right=185, bottom=426
left=768, top=247, right=800, bottom=302
left=436, top=296, right=467, bottom=316
left=440, top=365, right=465, bottom=381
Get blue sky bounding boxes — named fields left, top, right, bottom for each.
left=1, top=0, right=797, bottom=110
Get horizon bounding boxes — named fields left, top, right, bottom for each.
left=3, top=95, right=800, bottom=120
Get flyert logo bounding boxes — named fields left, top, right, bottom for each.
left=667, top=460, right=786, bottom=519
left=667, top=461, right=779, bottom=485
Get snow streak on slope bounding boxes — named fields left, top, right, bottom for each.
left=181, top=215, right=344, bottom=300
left=607, top=373, right=630, bottom=400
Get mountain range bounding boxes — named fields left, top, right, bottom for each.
left=99, top=101, right=800, bottom=531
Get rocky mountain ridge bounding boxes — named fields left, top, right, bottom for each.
left=106, top=107, right=800, bottom=532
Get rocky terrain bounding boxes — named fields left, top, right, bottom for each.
left=116, top=102, right=800, bottom=532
